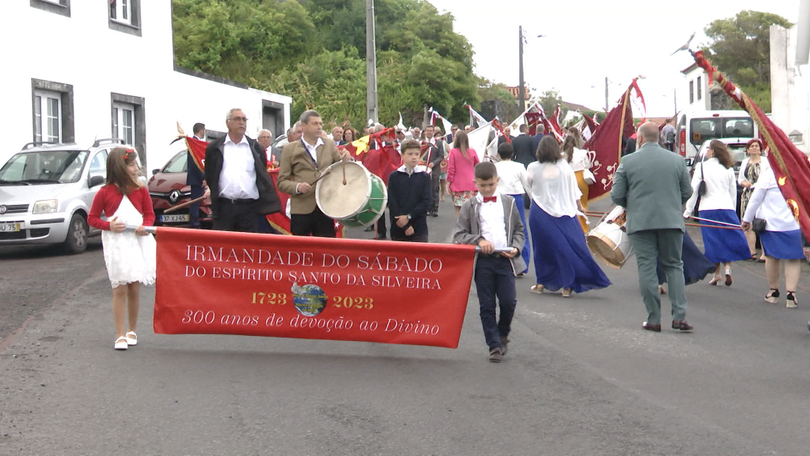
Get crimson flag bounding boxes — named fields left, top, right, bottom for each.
left=186, top=136, right=207, bottom=173
left=525, top=112, right=541, bottom=137
left=582, top=84, right=635, bottom=202
left=692, top=50, right=810, bottom=240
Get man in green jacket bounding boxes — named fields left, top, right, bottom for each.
left=611, top=122, right=694, bottom=332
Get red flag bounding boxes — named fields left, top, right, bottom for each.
left=582, top=84, right=635, bottom=202
left=525, top=112, right=541, bottom=136
left=364, top=143, right=403, bottom=185
left=492, top=119, right=511, bottom=143
left=582, top=113, right=598, bottom=136
left=692, top=50, right=810, bottom=240
left=185, top=136, right=207, bottom=173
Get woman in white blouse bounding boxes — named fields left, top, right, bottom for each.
left=495, top=142, right=531, bottom=276
left=741, top=165, right=804, bottom=308
left=738, top=138, right=766, bottom=260
left=561, top=135, right=594, bottom=233
left=683, top=140, right=751, bottom=285
left=527, top=136, right=610, bottom=297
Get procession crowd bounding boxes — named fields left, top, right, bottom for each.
left=84, top=106, right=810, bottom=362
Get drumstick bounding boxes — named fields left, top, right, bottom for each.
left=164, top=195, right=206, bottom=213
left=685, top=222, right=743, bottom=230
left=310, top=168, right=333, bottom=186
left=688, top=215, right=742, bottom=228
left=342, top=161, right=347, bottom=185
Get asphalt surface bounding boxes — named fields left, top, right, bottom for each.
left=2, top=199, right=810, bottom=456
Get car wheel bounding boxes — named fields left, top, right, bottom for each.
left=64, top=213, right=88, bottom=254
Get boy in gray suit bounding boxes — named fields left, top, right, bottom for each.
left=611, top=122, right=694, bottom=332
left=453, top=162, right=526, bottom=362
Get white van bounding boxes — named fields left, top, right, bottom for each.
left=676, top=110, right=758, bottom=160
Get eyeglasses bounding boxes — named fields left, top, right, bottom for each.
left=229, top=116, right=248, bottom=122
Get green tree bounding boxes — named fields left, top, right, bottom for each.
left=537, top=90, right=566, bottom=119
left=703, top=10, right=792, bottom=111
left=172, top=0, right=481, bottom=129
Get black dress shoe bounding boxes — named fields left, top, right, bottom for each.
left=672, top=320, right=694, bottom=331
left=642, top=321, right=661, bottom=332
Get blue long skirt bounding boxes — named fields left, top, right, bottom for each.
left=509, top=193, right=530, bottom=273
left=761, top=229, right=804, bottom=259
left=530, top=202, right=611, bottom=293
left=698, top=209, right=751, bottom=264
left=657, top=230, right=715, bottom=285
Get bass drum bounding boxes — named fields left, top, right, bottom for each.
left=586, top=206, right=634, bottom=269
left=316, top=161, right=388, bottom=228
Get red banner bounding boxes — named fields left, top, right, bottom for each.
left=582, top=85, right=634, bottom=202
left=153, top=228, right=476, bottom=348
left=692, top=50, right=810, bottom=240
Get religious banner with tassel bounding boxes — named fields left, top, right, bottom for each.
left=691, top=50, right=810, bottom=240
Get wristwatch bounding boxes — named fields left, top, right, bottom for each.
left=406, top=214, right=412, bottom=220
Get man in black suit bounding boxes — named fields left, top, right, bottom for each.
left=512, top=124, right=536, bottom=167
left=204, top=108, right=281, bottom=232
left=186, top=122, right=207, bottom=228
left=446, top=124, right=458, bottom=143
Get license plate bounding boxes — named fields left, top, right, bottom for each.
left=160, top=214, right=190, bottom=223
left=0, top=222, right=21, bottom=232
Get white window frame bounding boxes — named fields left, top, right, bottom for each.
left=112, top=102, right=135, bottom=145
left=110, top=0, right=131, bottom=25
left=34, top=90, right=62, bottom=143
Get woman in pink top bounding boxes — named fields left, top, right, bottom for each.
left=446, top=131, right=480, bottom=217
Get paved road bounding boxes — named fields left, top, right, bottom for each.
left=2, top=200, right=810, bottom=455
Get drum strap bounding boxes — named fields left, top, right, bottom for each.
left=301, top=139, right=319, bottom=170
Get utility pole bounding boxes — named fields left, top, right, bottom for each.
left=604, top=77, right=609, bottom=112
left=366, top=0, right=378, bottom=124
left=518, top=26, right=526, bottom=113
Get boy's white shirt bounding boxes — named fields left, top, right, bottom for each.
left=396, top=164, right=428, bottom=175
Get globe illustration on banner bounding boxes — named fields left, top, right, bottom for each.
left=291, top=283, right=328, bottom=317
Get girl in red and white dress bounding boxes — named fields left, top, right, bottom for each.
left=88, top=147, right=156, bottom=350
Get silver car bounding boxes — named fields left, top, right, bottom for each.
left=0, top=139, right=135, bottom=253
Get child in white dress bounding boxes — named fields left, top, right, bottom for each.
left=88, top=147, right=156, bottom=350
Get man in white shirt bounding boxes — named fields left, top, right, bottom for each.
left=204, top=109, right=281, bottom=232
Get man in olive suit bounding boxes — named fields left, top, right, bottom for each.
left=611, top=122, right=694, bottom=332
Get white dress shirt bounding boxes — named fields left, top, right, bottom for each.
left=218, top=135, right=259, bottom=200
left=683, top=158, right=737, bottom=217
left=742, top=165, right=800, bottom=232
left=302, top=137, right=324, bottom=165
left=526, top=159, right=582, bottom=218
left=477, top=193, right=508, bottom=249
left=495, top=160, right=529, bottom=195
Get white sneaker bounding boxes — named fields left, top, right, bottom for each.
left=125, top=331, right=138, bottom=346
left=114, top=337, right=128, bottom=350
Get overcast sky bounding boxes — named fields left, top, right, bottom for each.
left=426, top=0, right=800, bottom=117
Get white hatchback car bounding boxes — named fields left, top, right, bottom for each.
left=0, top=138, right=138, bottom=253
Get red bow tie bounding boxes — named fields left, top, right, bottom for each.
left=483, top=196, right=497, bottom=203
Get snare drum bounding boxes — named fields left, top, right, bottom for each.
left=316, top=161, right=388, bottom=228
left=586, top=206, right=634, bottom=269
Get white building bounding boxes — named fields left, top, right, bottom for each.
left=2, top=0, right=292, bottom=169
left=770, top=23, right=810, bottom=154
left=680, top=63, right=711, bottom=112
